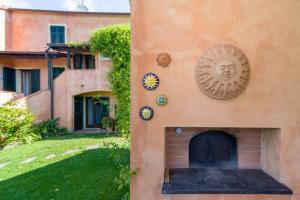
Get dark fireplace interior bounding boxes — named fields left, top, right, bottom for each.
left=162, top=128, right=293, bottom=195
left=189, top=131, right=237, bottom=168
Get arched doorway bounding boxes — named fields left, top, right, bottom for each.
left=74, top=91, right=114, bottom=131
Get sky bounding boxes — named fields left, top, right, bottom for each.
left=0, top=0, right=130, bottom=13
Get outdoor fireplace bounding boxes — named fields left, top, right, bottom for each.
left=162, top=128, right=292, bottom=194
left=131, top=1, right=299, bottom=199
left=189, top=131, right=237, bottom=168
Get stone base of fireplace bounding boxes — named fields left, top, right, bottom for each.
left=162, top=168, right=292, bottom=195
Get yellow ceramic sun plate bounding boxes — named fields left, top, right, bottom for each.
left=144, top=74, right=157, bottom=89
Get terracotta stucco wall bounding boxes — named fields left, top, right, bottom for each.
left=131, top=0, right=300, bottom=200
left=0, top=9, right=127, bottom=127
left=0, top=54, right=115, bottom=127
left=0, top=59, right=13, bottom=90
left=9, top=59, right=49, bottom=91
left=0, top=10, right=5, bottom=50
left=0, top=57, right=67, bottom=92
left=0, top=91, right=23, bottom=105
left=54, top=63, right=114, bottom=129
left=4, top=9, right=129, bottom=51
left=16, top=89, right=50, bottom=121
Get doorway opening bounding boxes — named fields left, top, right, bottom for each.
left=74, top=95, right=110, bottom=131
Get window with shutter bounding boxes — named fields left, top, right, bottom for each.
left=31, top=69, right=40, bottom=93
left=86, top=55, right=95, bottom=69
left=50, top=25, right=66, bottom=44
left=73, top=54, right=83, bottom=69
left=3, top=67, right=16, bottom=92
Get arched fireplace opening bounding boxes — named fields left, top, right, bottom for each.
left=189, top=130, right=237, bottom=168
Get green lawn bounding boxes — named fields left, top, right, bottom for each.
left=0, top=134, right=129, bottom=200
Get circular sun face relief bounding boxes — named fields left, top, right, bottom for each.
left=155, top=94, right=168, bottom=106
left=156, top=52, right=172, bottom=68
left=140, top=106, right=154, bottom=121
left=196, top=44, right=250, bottom=100
left=142, top=73, right=160, bottom=91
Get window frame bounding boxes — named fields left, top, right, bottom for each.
left=100, top=53, right=111, bottom=61
left=85, top=55, right=96, bottom=69
left=48, top=24, right=67, bottom=44
left=73, top=54, right=83, bottom=69
left=52, top=67, right=65, bottom=79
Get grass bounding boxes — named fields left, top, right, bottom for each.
left=0, top=134, right=129, bottom=200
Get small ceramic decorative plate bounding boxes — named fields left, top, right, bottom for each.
left=156, top=52, right=172, bottom=68
left=140, top=106, right=154, bottom=121
left=142, top=73, right=160, bottom=91
left=155, top=94, right=168, bottom=106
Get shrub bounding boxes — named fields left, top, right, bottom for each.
left=0, top=102, right=40, bottom=149
left=102, top=116, right=117, bottom=132
left=33, top=118, right=69, bottom=138
left=115, top=165, right=131, bottom=200
left=103, top=140, right=135, bottom=200
left=67, top=41, right=90, bottom=50
left=90, top=24, right=130, bottom=137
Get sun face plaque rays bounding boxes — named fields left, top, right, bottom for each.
left=140, top=53, right=172, bottom=121
left=140, top=106, right=154, bottom=121
left=142, top=73, right=160, bottom=91
left=196, top=44, right=250, bottom=100
left=156, top=52, right=172, bottom=68
left=155, top=94, right=168, bottom=106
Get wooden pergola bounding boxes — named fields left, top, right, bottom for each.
left=0, top=44, right=92, bottom=119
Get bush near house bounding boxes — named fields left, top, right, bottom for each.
left=103, top=140, right=133, bottom=200
left=33, top=118, right=69, bottom=138
left=90, top=24, right=132, bottom=199
left=0, top=102, right=40, bottom=150
left=90, top=24, right=131, bottom=137
left=0, top=102, right=69, bottom=150
left=102, top=116, right=117, bottom=132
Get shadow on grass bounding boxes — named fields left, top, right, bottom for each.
left=44, top=133, right=121, bottom=141
left=0, top=148, right=129, bottom=200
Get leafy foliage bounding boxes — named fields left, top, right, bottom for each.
left=102, top=116, right=117, bottom=131
left=90, top=24, right=130, bottom=137
left=67, top=41, right=90, bottom=50
left=33, top=118, right=69, bottom=138
left=103, top=140, right=134, bottom=200
left=115, top=165, right=131, bottom=200
left=0, top=134, right=129, bottom=199
left=0, top=102, right=40, bottom=149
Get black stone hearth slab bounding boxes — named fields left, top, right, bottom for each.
left=162, top=168, right=293, bottom=194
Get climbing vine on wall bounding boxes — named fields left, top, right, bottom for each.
left=90, top=24, right=130, bottom=136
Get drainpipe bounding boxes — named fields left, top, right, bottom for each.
left=67, top=49, right=71, bottom=69
left=45, top=48, right=54, bottom=119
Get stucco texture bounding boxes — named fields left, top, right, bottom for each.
left=0, top=9, right=130, bottom=129
left=16, top=89, right=50, bottom=121
left=2, top=9, right=129, bottom=51
left=53, top=65, right=115, bottom=129
left=130, top=0, right=300, bottom=200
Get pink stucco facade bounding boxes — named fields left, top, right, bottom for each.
left=0, top=7, right=129, bottom=130
left=0, top=8, right=129, bottom=51
left=53, top=60, right=116, bottom=129
left=131, top=0, right=300, bottom=200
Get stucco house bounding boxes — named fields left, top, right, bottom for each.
left=131, top=0, right=299, bottom=200
left=0, top=7, right=129, bottom=131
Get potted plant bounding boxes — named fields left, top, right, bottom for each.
left=101, top=116, right=116, bottom=133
